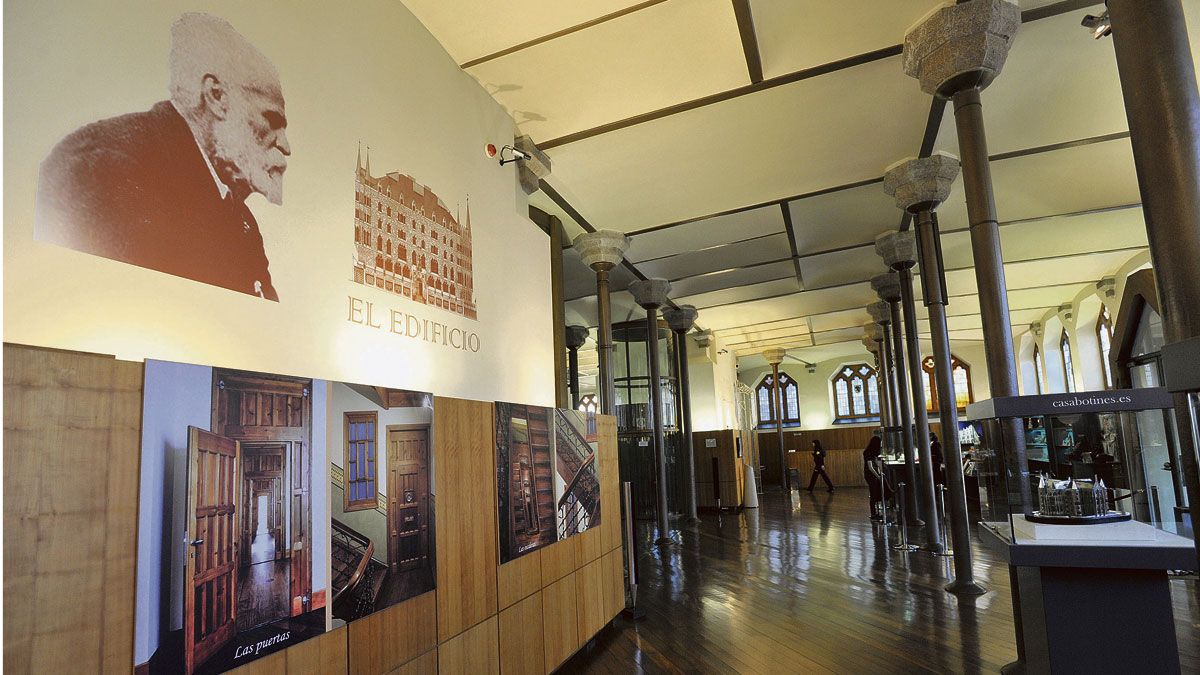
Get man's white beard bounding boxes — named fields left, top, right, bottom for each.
left=211, top=118, right=286, bottom=205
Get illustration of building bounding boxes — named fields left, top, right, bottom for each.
left=353, top=146, right=477, bottom=319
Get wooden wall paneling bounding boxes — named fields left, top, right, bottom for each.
left=434, top=397, right=499, bottom=642
left=285, top=627, right=349, bottom=675
left=573, top=525, right=602, bottom=566
left=539, top=538, right=577, bottom=587
left=602, top=550, right=624, bottom=620
left=437, top=615, right=499, bottom=675
left=348, top=591, right=437, bottom=674
left=3, top=344, right=143, bottom=674
left=498, top=549, right=542, bottom=611
left=789, top=449, right=867, bottom=487
left=390, top=649, right=438, bottom=675
left=498, top=591, right=545, bottom=675
left=596, top=415, right=622, bottom=555
left=540, top=572, right=579, bottom=673
left=574, top=558, right=606, bottom=643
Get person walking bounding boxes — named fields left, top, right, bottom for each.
left=929, top=431, right=945, bottom=488
left=806, top=439, right=835, bottom=492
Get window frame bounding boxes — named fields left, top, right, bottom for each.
left=1097, top=305, right=1114, bottom=389
left=831, top=363, right=881, bottom=424
left=1033, top=344, right=1045, bottom=394
left=343, top=411, right=379, bottom=512
left=755, top=372, right=801, bottom=428
left=1060, top=330, right=1075, bottom=393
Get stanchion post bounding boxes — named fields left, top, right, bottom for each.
left=620, top=481, right=646, bottom=620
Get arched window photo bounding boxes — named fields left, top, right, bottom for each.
left=1060, top=330, right=1075, bottom=393
left=922, top=356, right=974, bottom=413
left=756, top=372, right=800, bottom=427
left=1097, top=305, right=1114, bottom=389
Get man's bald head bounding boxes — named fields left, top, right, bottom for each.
left=169, top=13, right=280, bottom=111
left=168, top=13, right=290, bottom=205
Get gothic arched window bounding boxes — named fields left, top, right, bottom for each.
left=831, top=364, right=880, bottom=423
left=1097, top=305, right=1114, bottom=389
left=1033, top=344, right=1045, bottom=394
left=1060, top=330, right=1075, bottom=393
left=755, top=372, right=800, bottom=427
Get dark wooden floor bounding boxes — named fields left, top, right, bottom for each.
left=562, top=488, right=1200, bottom=674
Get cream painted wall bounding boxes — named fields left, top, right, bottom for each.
left=3, top=0, right=554, bottom=405
left=687, top=333, right=739, bottom=431
left=1017, top=255, right=1151, bottom=395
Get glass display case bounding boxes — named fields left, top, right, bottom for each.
left=966, top=387, right=1192, bottom=542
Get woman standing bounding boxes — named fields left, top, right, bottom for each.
left=806, top=439, right=835, bottom=492
left=863, top=436, right=891, bottom=520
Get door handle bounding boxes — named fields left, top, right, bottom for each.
left=189, top=538, right=205, bottom=547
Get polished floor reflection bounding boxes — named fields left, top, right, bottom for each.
left=563, top=488, right=1200, bottom=674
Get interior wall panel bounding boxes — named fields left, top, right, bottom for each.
left=348, top=592, right=438, bottom=674
left=434, top=397, right=500, bottom=643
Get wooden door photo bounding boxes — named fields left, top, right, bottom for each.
left=134, top=360, right=329, bottom=675
left=328, top=383, right=436, bottom=624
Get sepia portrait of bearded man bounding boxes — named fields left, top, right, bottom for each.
left=35, top=12, right=291, bottom=301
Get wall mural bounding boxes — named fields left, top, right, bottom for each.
left=496, top=404, right=601, bottom=564
left=328, top=383, right=436, bottom=623
left=35, top=13, right=288, bottom=301
left=136, top=361, right=327, bottom=674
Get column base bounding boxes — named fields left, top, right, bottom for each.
left=945, top=579, right=987, bottom=596
left=999, top=660, right=1024, bottom=675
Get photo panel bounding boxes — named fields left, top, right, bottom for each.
left=134, top=360, right=328, bottom=674
left=496, top=402, right=556, bottom=563
left=553, top=408, right=602, bottom=539
left=327, top=383, right=436, bottom=625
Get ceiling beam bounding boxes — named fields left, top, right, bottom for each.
left=731, top=0, right=764, bottom=84
left=779, top=203, right=805, bottom=288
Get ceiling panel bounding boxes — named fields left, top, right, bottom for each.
left=400, top=0, right=650, bottom=66
left=749, top=0, right=931, bottom=79
left=787, top=181, right=896, bottom=254
left=682, top=277, right=799, bottom=311
left=528, top=189, right=588, bottom=241
left=627, top=205, right=785, bottom=260
left=543, top=54, right=930, bottom=230
left=935, top=138, right=1142, bottom=233
left=722, top=322, right=810, bottom=347
left=637, top=232, right=792, bottom=279
left=669, top=260, right=796, bottom=298
left=466, top=0, right=748, bottom=142
left=809, top=307, right=868, bottom=333
left=696, top=282, right=878, bottom=332
left=799, top=246, right=885, bottom=291
left=714, top=316, right=808, bottom=337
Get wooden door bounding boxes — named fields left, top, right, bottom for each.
left=388, top=427, right=429, bottom=571
left=184, top=427, right=240, bottom=675
left=212, top=370, right=312, bottom=614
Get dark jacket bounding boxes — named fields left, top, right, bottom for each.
left=35, top=101, right=278, bottom=300
left=812, top=446, right=827, bottom=467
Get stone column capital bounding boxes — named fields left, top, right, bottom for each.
left=573, top=230, right=631, bottom=271
left=863, top=321, right=885, bottom=344
left=883, top=153, right=961, bottom=213
left=902, top=0, right=1021, bottom=96
left=565, top=325, right=591, bottom=350
left=867, top=301, right=892, bottom=325
left=763, top=347, right=787, bottom=366
left=628, top=278, right=672, bottom=309
left=871, top=272, right=903, bottom=303
left=875, top=230, right=919, bottom=269
left=662, top=305, right=699, bottom=333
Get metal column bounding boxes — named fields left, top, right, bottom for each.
left=889, top=301, right=923, bottom=525
left=898, top=266, right=942, bottom=551
left=917, top=211, right=985, bottom=594
left=1109, top=0, right=1200, bottom=566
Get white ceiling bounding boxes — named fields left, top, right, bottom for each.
left=401, top=0, right=1199, bottom=371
